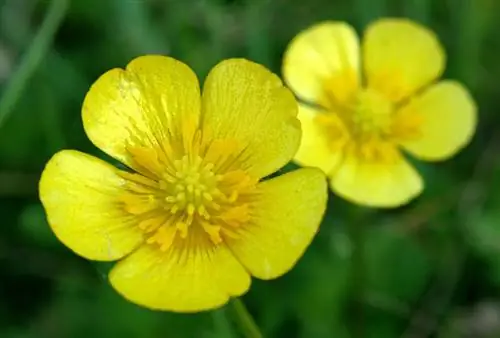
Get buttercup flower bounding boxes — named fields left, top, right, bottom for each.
left=39, top=56, right=327, bottom=312
left=283, top=18, right=477, bottom=207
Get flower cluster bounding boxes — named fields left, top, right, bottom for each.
left=283, top=18, right=476, bottom=207
left=39, top=56, right=327, bottom=312
left=39, top=18, right=476, bottom=313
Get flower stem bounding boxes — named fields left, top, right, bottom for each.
left=0, top=0, right=68, bottom=130
left=347, top=209, right=370, bottom=338
left=229, top=298, right=263, bottom=338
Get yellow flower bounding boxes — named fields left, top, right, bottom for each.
left=283, top=18, right=477, bottom=208
left=39, top=56, right=327, bottom=312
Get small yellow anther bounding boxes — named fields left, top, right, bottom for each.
left=170, top=205, right=179, bottom=214
left=187, top=203, right=195, bottom=215
left=176, top=222, right=188, bottom=238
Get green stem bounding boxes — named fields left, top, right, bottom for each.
left=450, top=0, right=483, bottom=89
left=229, top=298, right=263, bottom=338
left=348, top=209, right=369, bottom=338
left=212, top=308, right=235, bottom=338
left=0, top=0, right=68, bottom=130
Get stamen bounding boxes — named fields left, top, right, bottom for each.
left=176, top=221, right=188, bottom=238
left=201, top=222, right=222, bottom=245
left=121, top=194, right=158, bottom=215
left=218, top=204, right=251, bottom=227
left=187, top=203, right=195, bottom=216
left=121, top=126, right=257, bottom=250
left=327, top=87, right=394, bottom=142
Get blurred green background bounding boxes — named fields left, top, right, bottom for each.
left=1, top=0, right=499, bottom=337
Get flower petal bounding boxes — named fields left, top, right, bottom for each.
left=201, top=59, right=301, bottom=179
left=282, top=21, right=361, bottom=107
left=39, top=150, right=143, bottom=261
left=109, top=243, right=250, bottom=312
left=330, top=144, right=423, bottom=208
left=294, top=104, right=348, bottom=173
left=363, top=18, right=445, bottom=102
left=227, top=168, right=327, bottom=280
left=82, top=55, right=201, bottom=169
left=398, top=81, right=477, bottom=161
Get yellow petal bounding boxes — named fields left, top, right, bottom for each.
left=39, top=150, right=143, bottom=261
left=227, top=168, right=327, bottom=280
left=282, top=21, right=360, bottom=107
left=363, top=18, right=445, bottom=102
left=82, top=55, right=201, bottom=169
left=201, top=58, right=301, bottom=179
left=109, top=243, right=250, bottom=312
left=330, top=143, right=423, bottom=208
left=398, top=81, right=477, bottom=161
left=294, top=104, right=348, bottom=173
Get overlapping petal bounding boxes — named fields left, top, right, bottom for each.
left=227, top=168, right=327, bottom=279
left=39, top=150, right=144, bottom=261
left=282, top=21, right=360, bottom=107
left=293, top=104, right=348, bottom=174
left=363, top=18, right=445, bottom=103
left=329, top=144, right=423, bottom=207
left=398, top=81, right=477, bottom=160
left=109, top=243, right=250, bottom=312
left=201, top=59, right=301, bottom=179
left=41, top=54, right=330, bottom=313
left=82, top=55, right=201, bottom=171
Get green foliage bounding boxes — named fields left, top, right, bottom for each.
left=365, top=227, right=430, bottom=302
left=1, top=0, right=500, bottom=337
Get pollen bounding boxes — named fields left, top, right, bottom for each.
left=120, top=126, right=258, bottom=251
left=334, top=88, right=394, bottom=141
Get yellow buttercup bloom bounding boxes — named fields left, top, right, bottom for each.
left=39, top=56, right=327, bottom=312
left=283, top=18, right=477, bottom=208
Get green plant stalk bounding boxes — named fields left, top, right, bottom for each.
left=451, top=0, right=483, bottom=89
left=212, top=307, right=236, bottom=338
left=348, top=209, right=370, bottom=338
left=229, top=298, right=263, bottom=338
left=0, top=0, right=68, bottom=130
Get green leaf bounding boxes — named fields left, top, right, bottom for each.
left=364, top=227, right=430, bottom=302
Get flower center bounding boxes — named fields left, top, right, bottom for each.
left=162, top=155, right=220, bottom=221
left=319, top=87, right=402, bottom=163
left=120, top=127, right=257, bottom=251
left=343, top=88, right=393, bottom=140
